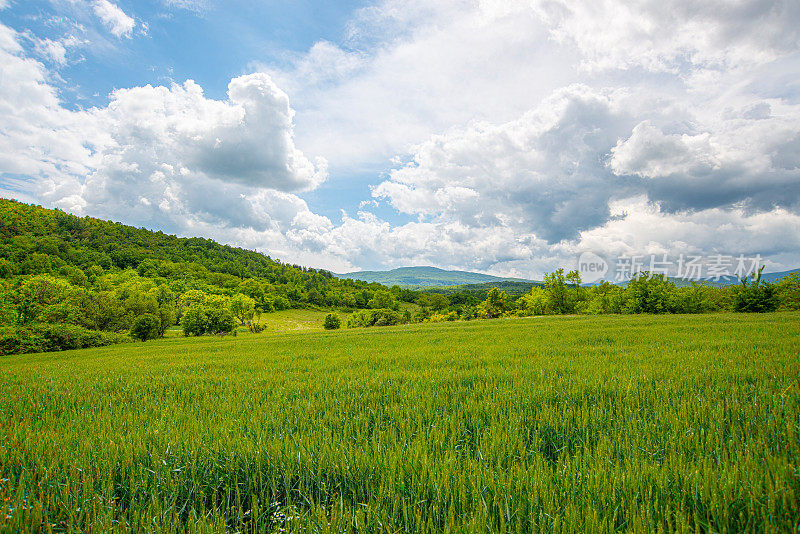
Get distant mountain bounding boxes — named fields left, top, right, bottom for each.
left=749, top=269, right=799, bottom=283
left=596, top=269, right=799, bottom=288
left=336, top=266, right=534, bottom=287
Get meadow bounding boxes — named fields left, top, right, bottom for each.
left=1, top=313, right=798, bottom=533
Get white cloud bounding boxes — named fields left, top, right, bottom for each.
left=532, top=0, right=800, bottom=74
left=0, top=24, right=91, bottom=187
left=0, top=22, right=327, bottom=251
left=577, top=197, right=800, bottom=268
left=91, top=0, right=135, bottom=38
left=162, top=0, right=209, bottom=14
left=72, top=74, right=328, bottom=230
left=609, top=121, right=718, bottom=179
left=371, top=85, right=640, bottom=242
left=264, top=0, right=580, bottom=168
left=92, top=75, right=326, bottom=191
left=609, top=100, right=800, bottom=213
left=24, top=33, right=84, bottom=66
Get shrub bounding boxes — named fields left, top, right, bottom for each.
left=427, top=311, right=459, bottom=323
left=230, top=293, right=255, bottom=325
left=155, top=305, right=174, bottom=337
left=181, top=304, right=208, bottom=336
left=0, top=324, right=129, bottom=356
left=476, top=288, right=508, bottom=319
left=248, top=321, right=265, bottom=334
left=0, top=327, right=24, bottom=355
left=367, top=290, right=400, bottom=310
left=323, top=313, right=341, bottom=330
left=206, top=307, right=236, bottom=335
left=775, top=272, right=800, bottom=310
left=731, top=267, right=778, bottom=312
left=346, top=308, right=403, bottom=328
left=180, top=304, right=235, bottom=336
left=130, top=313, right=161, bottom=341
left=272, top=296, right=290, bottom=311
left=0, top=259, right=14, bottom=278
left=669, top=285, right=709, bottom=314
left=623, top=273, right=675, bottom=314
left=517, top=286, right=549, bottom=316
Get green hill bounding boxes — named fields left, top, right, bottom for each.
left=0, top=198, right=402, bottom=354
left=337, top=266, right=533, bottom=287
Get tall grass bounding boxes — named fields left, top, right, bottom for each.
left=1, top=313, right=798, bottom=532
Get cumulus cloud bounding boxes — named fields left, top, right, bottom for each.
left=609, top=102, right=800, bottom=213
left=91, top=0, right=135, bottom=38
left=0, top=24, right=91, bottom=191
left=0, top=22, right=326, bottom=246
left=371, top=85, right=640, bottom=243
left=287, top=212, right=554, bottom=276
left=75, top=73, right=327, bottom=227
left=92, top=75, right=325, bottom=192
left=363, top=81, right=800, bottom=267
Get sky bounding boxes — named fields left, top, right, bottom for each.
left=1, top=0, right=799, bottom=278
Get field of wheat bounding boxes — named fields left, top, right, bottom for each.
left=1, top=313, right=798, bottom=533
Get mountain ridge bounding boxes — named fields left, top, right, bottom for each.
left=336, top=266, right=535, bottom=287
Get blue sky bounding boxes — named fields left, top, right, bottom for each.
left=1, top=0, right=799, bottom=277
left=3, top=1, right=367, bottom=102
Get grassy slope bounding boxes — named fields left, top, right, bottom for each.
left=252, top=309, right=332, bottom=332
left=1, top=313, right=799, bottom=532
left=164, top=310, right=332, bottom=338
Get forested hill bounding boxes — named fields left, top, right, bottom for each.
left=0, top=198, right=402, bottom=306
left=0, top=198, right=408, bottom=354
left=0, top=198, right=331, bottom=283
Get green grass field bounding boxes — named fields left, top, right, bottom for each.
left=1, top=313, right=799, bottom=533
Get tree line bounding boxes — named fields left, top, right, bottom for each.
left=415, top=267, right=798, bottom=324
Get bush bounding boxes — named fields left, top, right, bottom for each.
left=623, top=273, right=675, bottom=314
left=516, top=286, right=549, bottom=316
left=476, top=288, right=508, bottom=318
left=181, top=304, right=208, bottom=336
left=0, top=259, right=15, bottom=278
left=206, top=307, right=236, bottom=334
left=346, top=308, right=403, bottom=328
left=323, top=313, right=341, bottom=330
left=130, top=313, right=161, bottom=341
left=0, top=324, right=129, bottom=356
left=181, top=304, right=235, bottom=336
left=248, top=321, right=265, bottom=334
left=669, top=285, right=709, bottom=314
left=775, top=272, right=800, bottom=310
left=427, top=311, right=458, bottom=323
left=731, top=267, right=778, bottom=312
left=230, top=293, right=255, bottom=325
